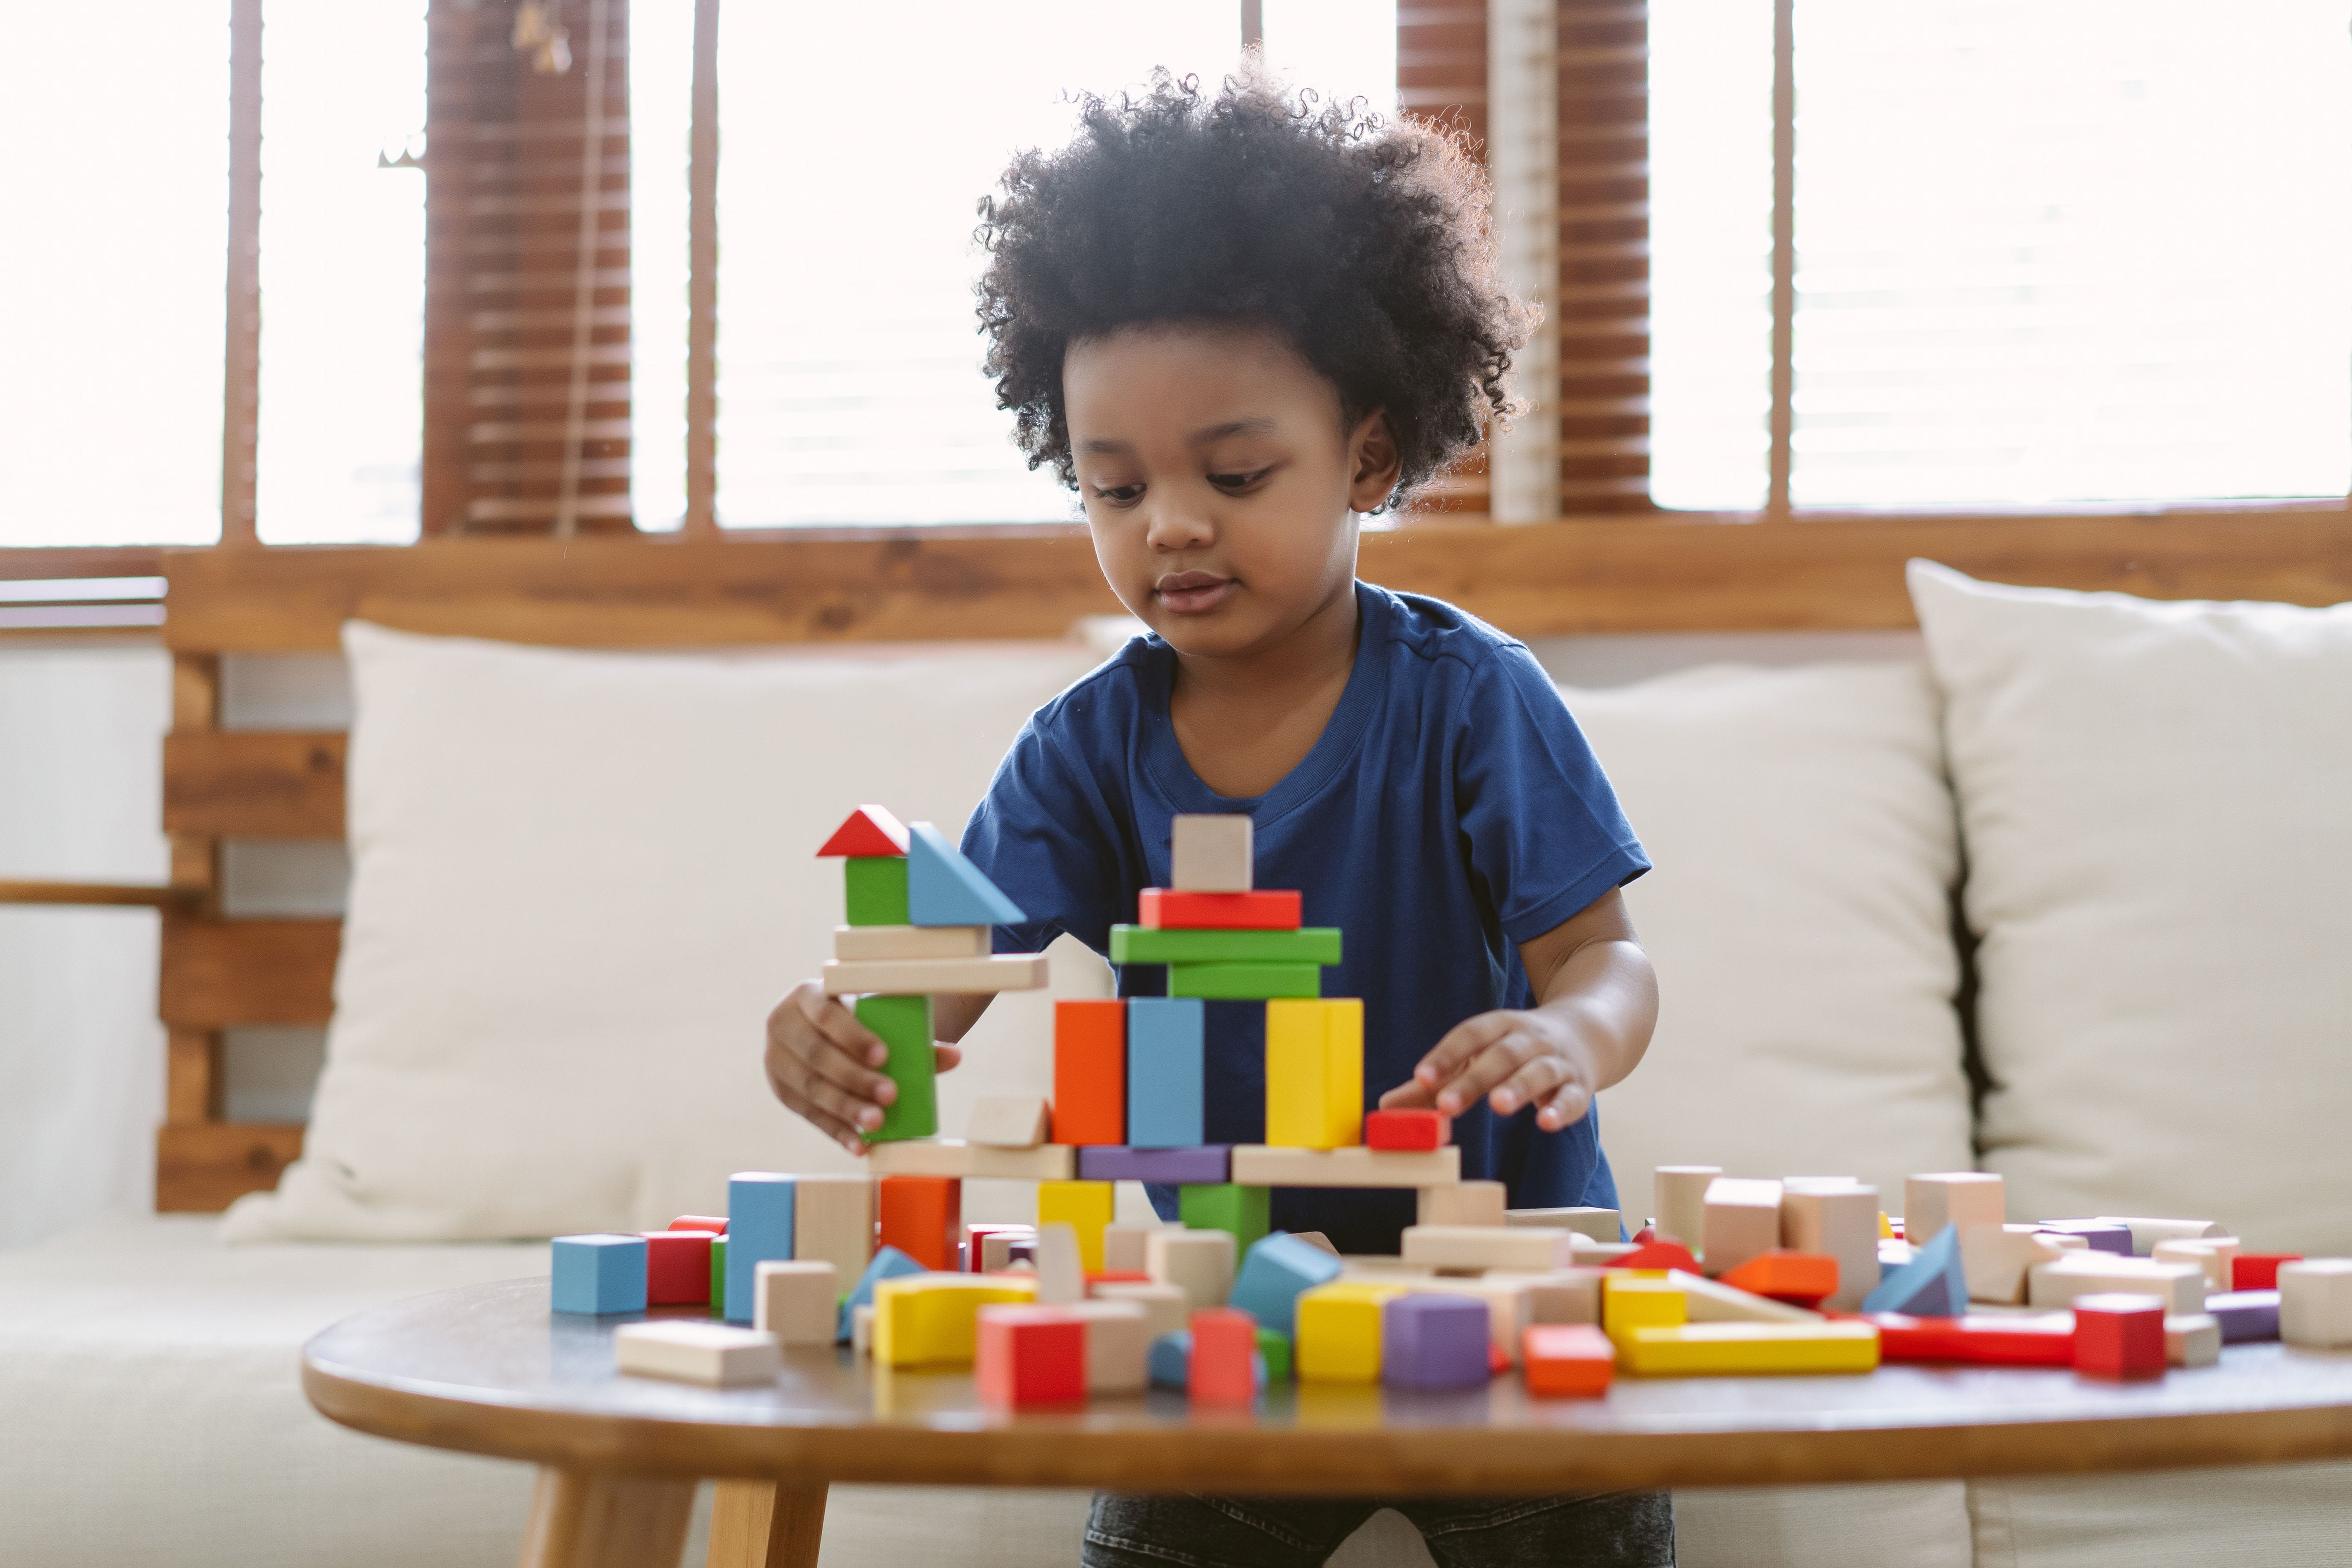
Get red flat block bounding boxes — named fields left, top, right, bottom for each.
left=1052, top=1000, right=1126, bottom=1146
left=2235, top=1253, right=2302, bottom=1292
left=1365, top=1109, right=1447, bottom=1151
left=1869, top=1311, right=2075, bottom=1366
left=668, top=1215, right=729, bottom=1234
left=877, top=1175, right=960, bottom=1273
left=817, top=805, right=910, bottom=858
left=1189, top=1308, right=1259, bottom=1407
left=976, top=1306, right=1087, bottom=1407
left=1618, top=1239, right=1701, bottom=1274
left=2072, top=1293, right=2167, bottom=1380
left=1719, top=1250, right=1839, bottom=1307
left=1138, top=889, right=1302, bottom=930
left=1523, top=1324, right=1614, bottom=1398
left=1086, top=1271, right=1152, bottom=1288
left=639, top=1230, right=716, bottom=1306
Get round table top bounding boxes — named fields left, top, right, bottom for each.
left=302, top=1279, right=2352, bottom=1495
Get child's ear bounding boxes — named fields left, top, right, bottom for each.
left=1346, top=409, right=1403, bottom=514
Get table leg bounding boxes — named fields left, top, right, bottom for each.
left=706, top=1478, right=828, bottom=1568
left=519, top=1466, right=697, bottom=1568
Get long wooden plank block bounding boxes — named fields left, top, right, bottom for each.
left=164, top=731, right=347, bottom=837
left=156, top=1122, right=304, bottom=1212
left=1229, top=1145, right=1461, bottom=1189
left=821, top=955, right=1048, bottom=996
left=160, top=917, right=339, bottom=1027
left=862, top=1140, right=1076, bottom=1181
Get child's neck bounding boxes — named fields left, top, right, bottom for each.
left=1167, top=578, right=1360, bottom=800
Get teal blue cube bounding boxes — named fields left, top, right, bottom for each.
left=552, top=1233, right=648, bottom=1315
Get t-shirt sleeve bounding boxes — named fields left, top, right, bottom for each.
left=958, top=710, right=1128, bottom=958
left=1455, top=643, right=1650, bottom=946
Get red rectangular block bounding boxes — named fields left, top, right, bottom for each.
left=1053, top=1000, right=1126, bottom=1146
left=1365, top=1109, right=1447, bottom=1151
left=1719, top=1250, right=1839, bottom=1308
left=976, top=1306, right=1087, bottom=1407
left=1087, top=1271, right=1152, bottom=1288
left=2235, top=1253, right=2302, bottom=1292
left=668, top=1214, right=729, bottom=1233
left=2072, top=1293, right=2166, bottom=1380
left=963, top=1223, right=1032, bottom=1273
left=1138, top=889, right=1302, bottom=930
left=1869, top=1311, right=2075, bottom=1366
left=1523, top=1324, right=1614, bottom=1397
left=877, top=1175, right=960, bottom=1273
left=640, top=1230, right=716, bottom=1306
left=1189, top=1308, right=1259, bottom=1407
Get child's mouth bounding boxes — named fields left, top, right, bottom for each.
left=1154, top=572, right=1237, bottom=615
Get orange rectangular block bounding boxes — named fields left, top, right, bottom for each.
left=1717, top=1250, right=1839, bottom=1308
left=1523, top=1324, right=1614, bottom=1397
left=877, top=1175, right=960, bottom=1272
left=1053, top=1000, right=1126, bottom=1146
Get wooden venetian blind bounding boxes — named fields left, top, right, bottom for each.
left=1397, top=1, right=1493, bottom=516
left=423, top=0, right=634, bottom=536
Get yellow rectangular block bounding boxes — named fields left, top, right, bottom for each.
left=1296, top=1282, right=1404, bottom=1384
left=1618, top=1320, right=1881, bottom=1376
left=872, top=1273, right=1038, bottom=1367
left=1265, top=999, right=1364, bottom=1150
left=1037, top=1180, right=1117, bottom=1273
left=1602, top=1275, right=1688, bottom=1343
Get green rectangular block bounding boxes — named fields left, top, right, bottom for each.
left=1167, top=962, right=1323, bottom=1000
left=857, top=993, right=937, bottom=1142
left=1108, top=925, right=1341, bottom=966
left=1180, top=1182, right=1271, bottom=1254
left=1255, top=1326, right=1293, bottom=1383
left=844, top=857, right=909, bottom=926
left=708, top=1237, right=728, bottom=1318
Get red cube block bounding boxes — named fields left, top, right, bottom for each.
left=2072, top=1292, right=2166, bottom=1380
left=2235, top=1253, right=2302, bottom=1292
left=1365, top=1109, right=1447, bottom=1151
left=1189, top=1308, right=1260, bottom=1407
left=668, top=1214, right=729, bottom=1234
left=1523, top=1324, right=1614, bottom=1398
left=639, top=1229, right=716, bottom=1306
left=877, top=1175, right=960, bottom=1273
left=976, top=1306, right=1087, bottom=1408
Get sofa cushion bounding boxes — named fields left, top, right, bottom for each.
left=1910, top=561, right=2352, bottom=1252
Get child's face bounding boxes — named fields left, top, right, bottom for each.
left=1063, top=322, right=1398, bottom=658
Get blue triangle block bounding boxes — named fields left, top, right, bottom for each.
left=837, top=1244, right=926, bottom=1342
left=1860, top=1221, right=1967, bottom=1317
left=906, top=821, right=1025, bottom=926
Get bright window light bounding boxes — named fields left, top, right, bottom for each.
left=631, top=0, right=693, bottom=533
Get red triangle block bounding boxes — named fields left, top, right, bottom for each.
left=1616, top=1239, right=1701, bottom=1273
left=818, top=805, right=910, bottom=858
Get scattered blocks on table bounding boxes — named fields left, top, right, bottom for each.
left=642, top=1230, right=716, bottom=1306
left=1101, top=1223, right=1155, bottom=1274
left=2036, top=1220, right=2134, bottom=1255
left=1296, top=1283, right=1403, bottom=1383
left=1506, top=1207, right=1621, bottom=1243
left=2234, top=1253, right=2303, bottom=1292
left=1065, top=1299, right=1151, bottom=1392
left=1382, top=1294, right=1492, bottom=1390
left=2278, top=1260, right=2352, bottom=1348
left=1052, top=999, right=1126, bottom=1147
left=2166, top=1312, right=2222, bottom=1368
left=2095, top=1217, right=2223, bottom=1257
left=1189, top=1307, right=1262, bottom=1405
left=1079, top=1144, right=1232, bottom=1184
left=754, top=1260, right=839, bottom=1346
left=1032, top=1222, right=1086, bottom=1304
left=905, top=821, right=1024, bottom=926
left=2028, top=1252, right=2206, bottom=1316
left=1038, top=1180, right=1116, bottom=1272
left=819, top=806, right=911, bottom=859
left=823, top=954, right=1048, bottom=996
left=1230, top=1232, right=1345, bottom=1332
left=2153, top=1237, right=2239, bottom=1293
left=1109, top=925, right=1342, bottom=966
left=1779, top=1180, right=1880, bottom=1313
left=1523, top=1324, right=1615, bottom=1397
left=1148, top=1228, right=1237, bottom=1313
left=1652, top=1165, right=1721, bottom=1252
left=1228, top=1145, right=1460, bottom=1189
left=1170, top=813, right=1254, bottom=892
left=1291, top=1231, right=1342, bottom=1257
left=2206, top=1289, right=2281, bottom=1343
left=2071, top=1292, right=2167, bottom=1380
left=1138, top=888, right=1302, bottom=930
left=1671, top=1269, right=1822, bottom=1325
left=1256, top=1326, right=1293, bottom=1383
left=1366, top=1108, right=1447, bottom=1151
left=785, top=1173, right=871, bottom=1285
left=857, top=993, right=938, bottom=1144
left=1715, top=1250, right=1837, bottom=1309
left=1170, top=962, right=1324, bottom=1000
left=1961, top=1224, right=2070, bottom=1306
left=865, top=1139, right=1075, bottom=1181
left=1127, top=997, right=1206, bottom=1148
left=1180, top=1182, right=1273, bottom=1253
left=850, top=1303, right=875, bottom=1358
left=1520, top=1268, right=1606, bottom=1327
left=725, top=1172, right=796, bottom=1323
left=614, top=1321, right=780, bottom=1387
left=832, top=923, right=988, bottom=962
left=670, top=1214, right=729, bottom=1233
left=1862, top=1222, right=1968, bottom=1318
left=1701, top=1177, right=1784, bottom=1276
left=1418, top=1180, right=1507, bottom=1229
left=1869, top=1311, right=2075, bottom=1366
left=967, top=1094, right=1051, bottom=1148
left=1400, top=1225, right=1573, bottom=1273
left=1904, top=1173, right=2005, bottom=1240
left=877, top=1175, right=960, bottom=1273
left=843, top=856, right=910, bottom=928
left=1602, top=1276, right=1689, bottom=1342
left=1618, top=1320, right=1881, bottom=1377
left=1148, top=1331, right=1192, bottom=1390
left=966, top=1223, right=1034, bottom=1273
left=975, top=1305, right=1088, bottom=1407
left=552, top=1234, right=648, bottom=1316
left=1616, top=1238, right=1702, bottom=1274
left=1090, top=1279, right=1189, bottom=1341
left=875, top=1273, right=1041, bottom=1367
left=839, top=1245, right=928, bottom=1343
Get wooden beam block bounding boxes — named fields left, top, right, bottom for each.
left=1101, top=1223, right=1155, bottom=1274
left=1961, top=1224, right=2070, bottom=1306
left=754, top=1260, right=839, bottom=1346
left=966, top=1094, right=1050, bottom=1148
left=1400, top=1225, right=1573, bottom=1272
left=792, top=1173, right=875, bottom=1286
left=2154, top=1237, right=2240, bottom=1293
left=832, top=924, right=988, bottom=961
left=1188, top=1306, right=1263, bottom=1404
left=1505, top=1206, right=1620, bottom=1242
left=1263, top=1000, right=1363, bottom=1150
left=154, top=1122, right=303, bottom=1212
left=1137, top=888, right=1301, bottom=930
left=1088, top=1279, right=1188, bottom=1341
left=1146, top=1228, right=1236, bottom=1313
left=159, top=917, right=338, bottom=1027
left=1652, top=1165, right=1720, bottom=1250
left=2095, top=1216, right=2226, bottom=1256
left=1602, top=1276, right=1688, bottom=1341
left=1127, top=997, right=1205, bottom=1148
left=876, top=1175, right=960, bottom=1273
left=857, top=994, right=936, bottom=1144
left=822, top=954, right=1047, bottom=996
left=162, top=731, right=346, bottom=837
left=725, top=1174, right=797, bottom=1323
left=1168, top=961, right=1321, bottom=999
left=863, top=1139, right=1075, bottom=1181
left=2166, top=1312, right=2223, bottom=1369
left=1618, top=1321, right=1881, bottom=1376
left=1170, top=814, right=1253, bottom=892
left=1716, top=1250, right=1839, bottom=1309
left=1228, top=1144, right=1460, bottom=1189
left=1868, top=1310, right=2075, bottom=1366
left=1032, top=1223, right=1085, bottom=1305
left=1065, top=1299, right=1151, bottom=1392
left=1418, top=1180, right=1506, bottom=1228
left=1668, top=1269, right=1822, bottom=1325
left=1904, top=1172, right=2005, bottom=1239
left=1051, top=1000, right=1125, bottom=1147
left=2028, top=1253, right=2206, bottom=1315
left=614, top=1321, right=780, bottom=1386
left=1108, top=925, right=1341, bottom=965
left=1701, top=1177, right=1783, bottom=1275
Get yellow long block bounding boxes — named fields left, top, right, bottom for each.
left=872, top=1273, right=1039, bottom=1367
left=1037, top=1180, right=1116, bottom=1272
left=1296, top=1282, right=1404, bottom=1384
left=1601, top=1275, right=1688, bottom=1343
left=1265, top=999, right=1364, bottom=1149
left=1619, top=1321, right=1881, bottom=1376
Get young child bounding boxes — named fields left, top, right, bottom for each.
left=766, top=73, right=1671, bottom=1567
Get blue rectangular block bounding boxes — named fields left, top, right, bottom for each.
left=1127, top=997, right=1205, bottom=1149
left=1228, top=1232, right=1344, bottom=1333
left=726, top=1172, right=795, bottom=1324
left=551, top=1234, right=648, bottom=1315
left=1076, top=1144, right=1232, bottom=1184
left=1382, top=1294, right=1491, bottom=1389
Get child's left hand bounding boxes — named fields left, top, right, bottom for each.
left=1378, top=1007, right=1601, bottom=1132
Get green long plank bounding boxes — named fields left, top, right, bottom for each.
left=1109, top=924, right=1341, bottom=966
left=1166, top=962, right=1323, bottom=999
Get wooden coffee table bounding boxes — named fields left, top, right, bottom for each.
left=303, top=1278, right=2352, bottom=1568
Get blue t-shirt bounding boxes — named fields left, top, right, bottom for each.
left=960, top=582, right=1650, bottom=1254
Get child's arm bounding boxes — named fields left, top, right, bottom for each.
left=763, top=990, right=992, bottom=1154
left=1376, top=888, right=1656, bottom=1133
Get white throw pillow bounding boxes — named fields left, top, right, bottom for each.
left=1909, top=560, right=2352, bottom=1252
left=1571, top=663, right=1976, bottom=1228
left=224, top=624, right=1110, bottom=1242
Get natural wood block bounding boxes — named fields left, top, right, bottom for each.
left=1619, top=1321, right=1880, bottom=1377
left=872, top=1273, right=1039, bottom=1367
left=1523, top=1323, right=1615, bottom=1397
left=832, top=924, right=988, bottom=961
left=1701, top=1177, right=1783, bottom=1276
left=1171, top=814, right=1253, bottom=892
left=2279, top=1260, right=2352, bottom=1349
left=754, top=1261, right=839, bottom=1346
left=1296, top=1282, right=1403, bottom=1384
left=1228, top=1144, right=1460, bottom=1188
left=2155, top=1237, right=2241, bottom=1293
left=2166, top=1312, right=2223, bottom=1369
left=822, top=954, right=1048, bottom=996
left=1064, top=1299, right=1151, bottom=1393
left=1778, top=1180, right=1878, bottom=1313
left=850, top=1304, right=875, bottom=1359
left=613, top=1321, right=780, bottom=1387
left=967, top=1095, right=1051, bottom=1148
left=865, top=1139, right=1075, bottom=1181
left=1400, top=1225, right=1573, bottom=1272
left=1904, top=1173, right=2006, bottom=1240
left=1052, top=1000, right=1125, bottom=1146
left=2029, top=1254, right=2207, bottom=1315
left=1038, top=1180, right=1116, bottom=1272
left=792, top=1174, right=875, bottom=1288
left=2098, top=1216, right=2225, bottom=1256
left=1669, top=1270, right=1821, bottom=1325
left=1265, top=999, right=1364, bottom=1150
left=1089, top=1279, right=1188, bottom=1341
left=1101, top=1223, right=1155, bottom=1274
left=1505, top=1207, right=1620, bottom=1242
left=1652, top=1166, right=1720, bottom=1251
left=1419, top=1181, right=1507, bottom=1228
left=1962, top=1225, right=2069, bottom=1306
left=1147, top=1228, right=1236, bottom=1313
left=1515, top=1268, right=1605, bottom=1328
left=1033, top=1223, right=1086, bottom=1305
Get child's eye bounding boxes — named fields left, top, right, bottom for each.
left=1209, top=467, right=1273, bottom=492
left=1092, top=483, right=1144, bottom=506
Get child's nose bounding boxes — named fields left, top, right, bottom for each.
left=1142, top=496, right=1216, bottom=552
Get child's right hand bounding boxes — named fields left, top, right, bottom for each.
left=762, top=982, right=964, bottom=1155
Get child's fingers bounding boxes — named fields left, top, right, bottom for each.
left=1376, top=1076, right=1439, bottom=1112
left=795, top=983, right=891, bottom=1068
left=1487, top=1054, right=1575, bottom=1118
left=1410, top=1012, right=1518, bottom=1102
left=1535, top=1080, right=1594, bottom=1132
left=934, top=1042, right=963, bottom=1074
left=1430, top=1024, right=1548, bottom=1116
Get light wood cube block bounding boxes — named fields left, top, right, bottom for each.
left=1419, top=1180, right=1507, bottom=1228
left=754, top=1260, right=839, bottom=1346
left=614, top=1321, right=780, bottom=1387
left=1147, top=1228, right=1236, bottom=1313
left=1701, top=1177, right=1783, bottom=1276
left=1171, top=814, right=1253, bottom=892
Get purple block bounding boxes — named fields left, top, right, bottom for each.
left=1381, top=1294, right=1492, bottom=1390
left=2037, top=1220, right=2134, bottom=1255
left=2207, top=1289, right=2281, bottom=1344
left=1076, top=1144, right=1233, bottom=1184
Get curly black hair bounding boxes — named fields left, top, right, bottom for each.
left=976, top=70, right=1533, bottom=508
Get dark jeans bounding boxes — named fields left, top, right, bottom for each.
left=1082, top=1490, right=1675, bottom=1568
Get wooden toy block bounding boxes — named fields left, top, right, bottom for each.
left=1418, top=1180, right=1507, bottom=1229
left=1518, top=1269, right=1605, bottom=1328
left=641, top=1230, right=716, bottom=1306
left=1652, top=1166, right=1721, bottom=1251
left=2154, top=1237, right=2240, bottom=1293
left=1671, top=1269, right=1823, bottom=1325
left=1089, top=1271, right=1152, bottom=1288
left=1616, top=1238, right=1701, bottom=1274
left=840, top=1245, right=926, bottom=1344
left=877, top=1175, right=960, bottom=1273
left=2166, top=1312, right=2223, bottom=1368
left=1862, top=1222, right=1968, bottom=1317
left=2071, top=1292, right=2167, bottom=1379
left=1109, top=924, right=1342, bottom=966
left=2278, top=1260, right=2352, bottom=1348
left=905, top=821, right=1025, bottom=926
left=2093, top=1216, right=2223, bottom=1256
left=1180, top=1183, right=1273, bottom=1253
left=1701, top=1177, right=1784, bottom=1275
left=2235, top=1253, right=2303, bottom=1291
left=975, top=1305, right=1089, bottom=1407
left=725, top=1173, right=796, bottom=1323
left=1101, top=1223, right=1155, bottom=1274
left=1506, top=1207, right=1621, bottom=1242
left=833, top=923, right=989, bottom=962
left=856, top=993, right=938, bottom=1143
left=873, top=1273, right=1040, bottom=1367
left=1868, top=1311, right=2075, bottom=1366
left=1138, top=887, right=1301, bottom=930
left=1051, top=999, right=1125, bottom=1146
left=1780, top=1180, right=1881, bottom=1313
left=967, top=1094, right=1051, bottom=1148
left=1961, top=1224, right=2070, bottom=1306
left=2036, top=1219, right=2133, bottom=1255
left=1079, top=1145, right=1232, bottom=1184
left=1292, top=1231, right=1341, bottom=1257
left=818, top=806, right=910, bottom=858
left=1064, top=1299, right=1151, bottom=1393
left=1264, top=999, right=1363, bottom=1149
left=1038, top=1180, right=1116, bottom=1272
left=552, top=1234, right=648, bottom=1315
left=1619, top=1321, right=1881, bottom=1376
left=1032, top=1222, right=1086, bottom=1304
left=2206, top=1288, right=2281, bottom=1343
left=865, top=1138, right=1076, bottom=1180
left=1148, top=1228, right=1237, bottom=1313
left=1127, top=996, right=1206, bottom=1148
left=1717, top=1250, right=1838, bottom=1308
left=1148, top=1331, right=1192, bottom=1390
left=2028, top=1253, right=2206, bottom=1315
left=1256, top=1326, right=1293, bottom=1383
left=1171, top=962, right=1324, bottom=1000
left=670, top=1215, right=729, bottom=1233
left=1230, top=1232, right=1346, bottom=1331
left=1366, top=1108, right=1447, bottom=1151
left=964, top=1223, right=1032, bottom=1273
left=752, top=1260, right=839, bottom=1346
left=1190, top=1307, right=1262, bottom=1405
left=1383, top=1294, right=1492, bottom=1389
left=1090, top=1279, right=1189, bottom=1341
left=1573, top=1240, right=1641, bottom=1266
left=708, top=1238, right=727, bottom=1316
left=1523, top=1324, right=1615, bottom=1397
left=1401, top=1225, right=1573, bottom=1272
left=788, top=1173, right=873, bottom=1287
left=1170, top=813, right=1254, bottom=892
left=1228, top=1144, right=1460, bottom=1188
left=1881, top=1239, right=1916, bottom=1274
left=614, top=1321, right=781, bottom=1387
left=851, top=1303, right=875, bottom=1358
left=822, top=954, right=1049, bottom=996
left=1602, top=1276, right=1689, bottom=1342
left=1296, top=1283, right=1404, bottom=1383
left=1904, top=1173, right=2005, bottom=1240
left=843, top=856, right=910, bottom=927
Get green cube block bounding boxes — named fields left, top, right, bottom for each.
left=844, top=857, right=909, bottom=926
left=1166, top=962, right=1323, bottom=1000
left=708, top=1237, right=728, bottom=1318
left=857, top=993, right=936, bottom=1142
left=1108, top=925, right=1342, bottom=966
left=1255, top=1326, right=1293, bottom=1383
left=1180, top=1182, right=1271, bottom=1253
